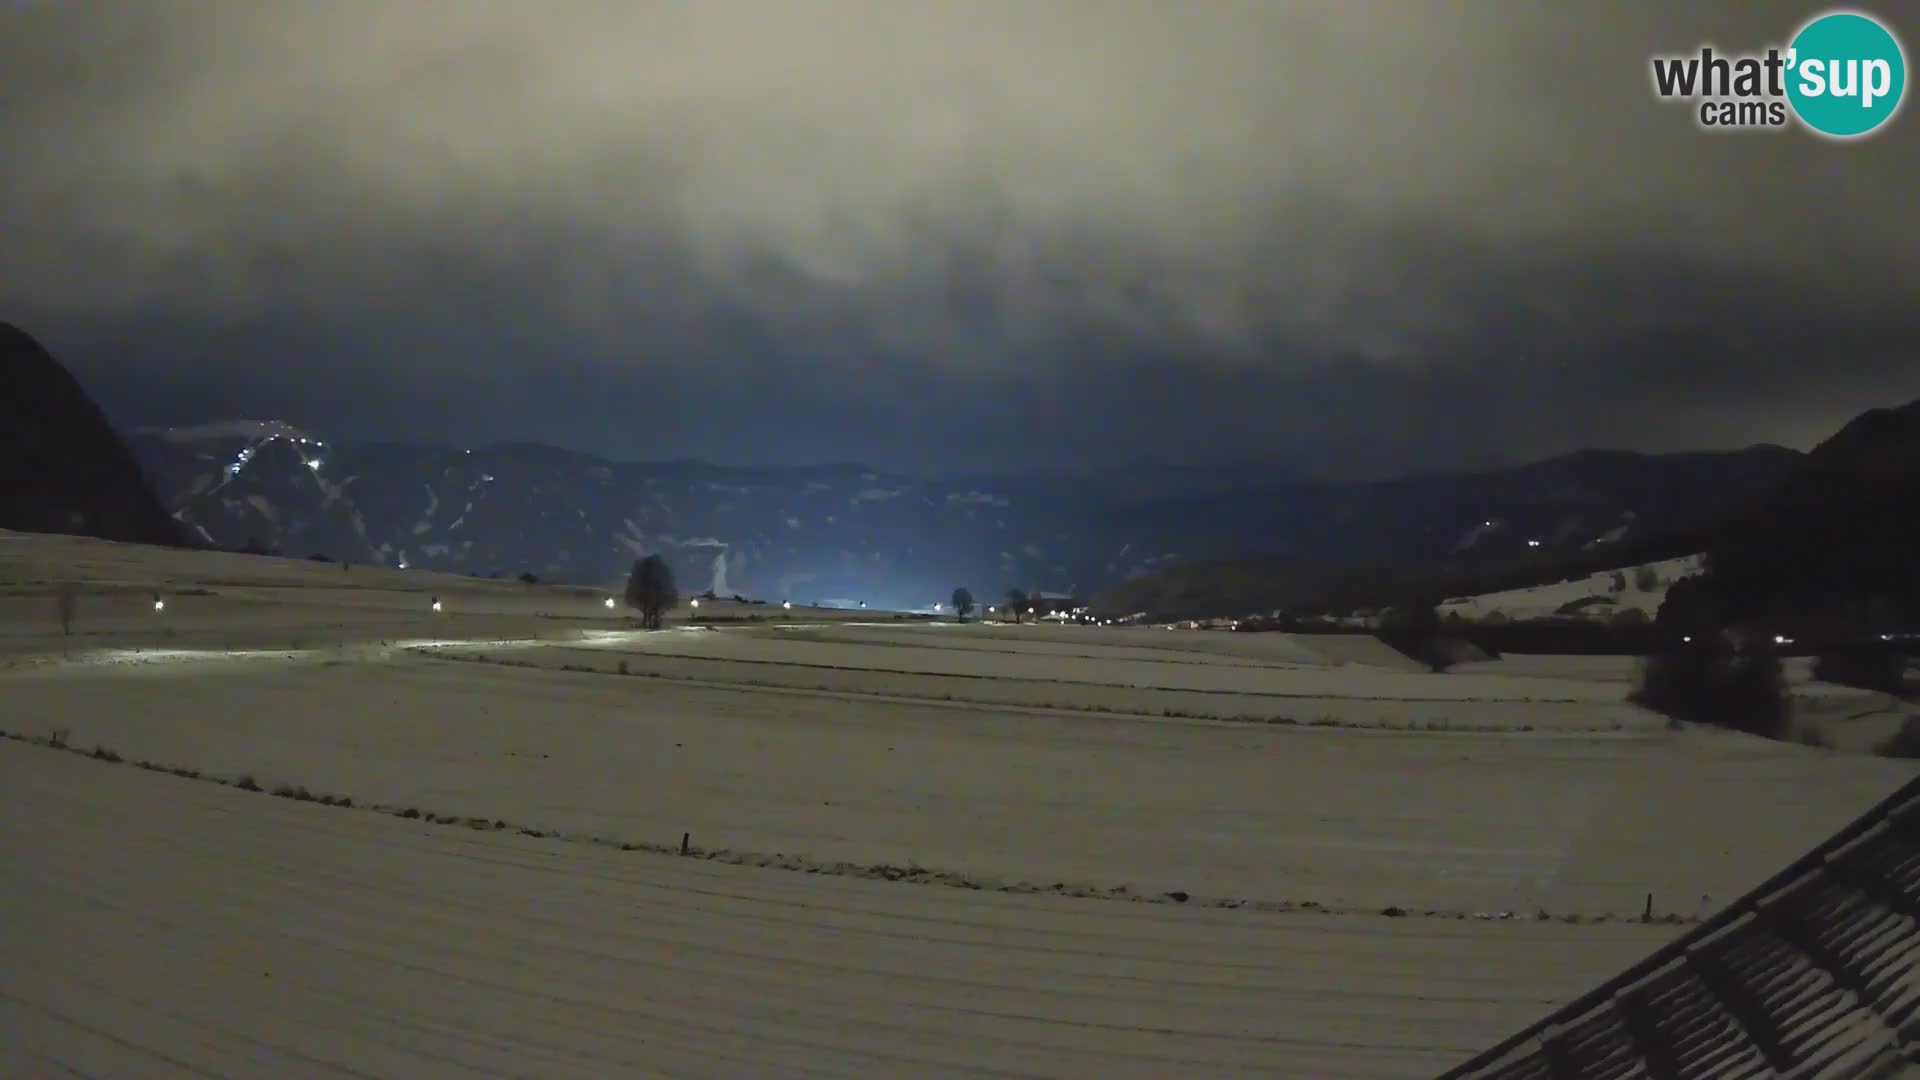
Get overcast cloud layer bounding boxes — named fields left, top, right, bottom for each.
left=3, top=1, right=1916, bottom=477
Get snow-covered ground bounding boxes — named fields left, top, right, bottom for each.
left=1438, top=554, right=1706, bottom=622
left=3, top=530, right=1916, bottom=1076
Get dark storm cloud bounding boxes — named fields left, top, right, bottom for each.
left=2, top=1, right=1915, bottom=476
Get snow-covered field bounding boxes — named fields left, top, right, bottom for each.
left=4, top=530, right=1916, bottom=1077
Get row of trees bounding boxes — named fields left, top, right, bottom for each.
left=948, top=587, right=1063, bottom=625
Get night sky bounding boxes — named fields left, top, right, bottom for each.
left=3, top=2, right=1915, bottom=480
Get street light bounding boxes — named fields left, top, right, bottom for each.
left=783, top=600, right=792, bottom=609
left=690, top=598, right=701, bottom=608
left=152, top=593, right=165, bottom=613
left=605, top=597, right=616, bottom=609
left=431, top=597, right=443, bottom=612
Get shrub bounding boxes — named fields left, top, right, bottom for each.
left=1610, top=571, right=1628, bottom=593
left=1634, top=564, right=1661, bottom=591
left=1876, top=717, right=1920, bottom=759
left=1632, top=637, right=1789, bottom=740
left=518, top=571, right=540, bottom=585
left=1813, top=645, right=1907, bottom=695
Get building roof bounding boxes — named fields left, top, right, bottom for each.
left=1439, top=770, right=1920, bottom=1078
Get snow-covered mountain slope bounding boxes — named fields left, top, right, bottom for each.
left=1439, top=554, right=1706, bottom=622
left=125, top=424, right=1796, bottom=610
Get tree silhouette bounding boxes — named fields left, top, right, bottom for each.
left=625, top=555, right=678, bottom=630
left=951, top=587, right=974, bottom=623
left=1005, top=588, right=1029, bottom=625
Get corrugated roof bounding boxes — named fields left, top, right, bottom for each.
left=1439, top=771, right=1920, bottom=1078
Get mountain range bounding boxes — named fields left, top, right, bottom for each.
left=2, top=321, right=1856, bottom=613
left=123, top=420, right=1800, bottom=610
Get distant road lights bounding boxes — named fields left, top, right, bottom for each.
left=152, top=593, right=165, bottom=613
left=604, top=597, right=617, bottom=609
left=858, top=601, right=867, bottom=609
left=1526, top=539, right=1542, bottom=548
left=430, top=597, right=443, bottom=613
left=782, top=600, right=793, bottom=610
left=1774, top=634, right=1794, bottom=646
left=690, top=598, right=701, bottom=609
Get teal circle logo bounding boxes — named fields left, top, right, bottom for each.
left=1786, top=11, right=1907, bottom=137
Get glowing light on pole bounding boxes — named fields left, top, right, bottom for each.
left=605, top=597, right=616, bottom=609
left=431, top=597, right=443, bottom=612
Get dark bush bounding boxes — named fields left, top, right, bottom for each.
left=1632, top=637, right=1789, bottom=740
left=1876, top=717, right=1920, bottom=759
left=1813, top=644, right=1908, bottom=694
left=518, top=571, right=539, bottom=585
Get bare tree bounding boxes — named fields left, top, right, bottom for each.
left=626, top=555, right=678, bottom=630
left=54, top=582, right=78, bottom=636
left=951, top=587, right=974, bottom=623
left=1005, top=588, right=1029, bottom=625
